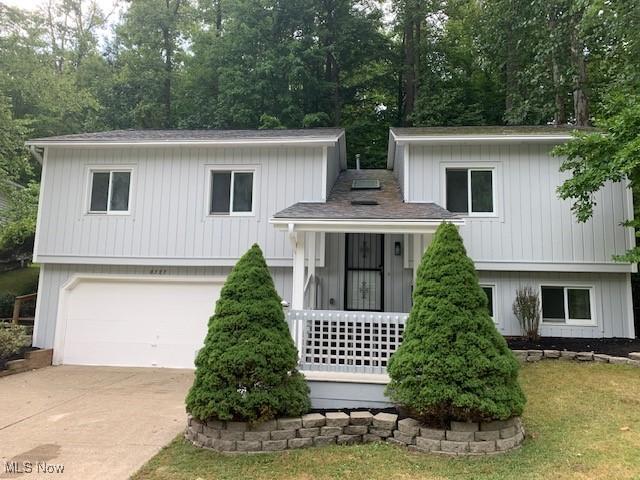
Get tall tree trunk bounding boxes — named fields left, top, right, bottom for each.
left=548, top=11, right=567, bottom=125
left=402, top=10, right=415, bottom=126
left=503, top=16, right=517, bottom=124
left=162, top=26, right=172, bottom=128
left=570, top=28, right=589, bottom=126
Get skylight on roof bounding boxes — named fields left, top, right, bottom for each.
left=351, top=179, right=380, bottom=190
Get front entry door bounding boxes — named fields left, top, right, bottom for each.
left=345, top=233, right=384, bottom=311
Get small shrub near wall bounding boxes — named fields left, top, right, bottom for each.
left=0, top=323, right=28, bottom=366
left=513, top=286, right=541, bottom=341
left=386, top=223, right=526, bottom=424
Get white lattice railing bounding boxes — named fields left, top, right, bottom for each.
left=286, top=310, right=408, bottom=375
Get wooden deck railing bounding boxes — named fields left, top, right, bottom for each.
left=12, top=293, right=37, bottom=325
left=287, top=309, right=408, bottom=375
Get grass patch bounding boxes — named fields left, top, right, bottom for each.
left=0, top=265, right=40, bottom=295
left=133, top=362, right=640, bottom=480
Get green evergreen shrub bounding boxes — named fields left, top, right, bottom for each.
left=186, top=244, right=310, bottom=423
left=386, top=223, right=526, bottom=423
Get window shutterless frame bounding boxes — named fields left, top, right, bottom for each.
left=86, top=167, right=133, bottom=215
left=441, top=164, right=498, bottom=217
left=539, top=284, right=597, bottom=327
left=480, top=283, right=497, bottom=324
left=205, top=165, right=258, bottom=217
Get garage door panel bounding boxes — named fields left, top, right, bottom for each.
left=60, top=278, right=222, bottom=368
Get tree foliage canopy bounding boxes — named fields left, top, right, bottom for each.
left=186, top=244, right=310, bottom=422
left=386, top=223, right=526, bottom=422
left=0, top=0, right=639, bottom=257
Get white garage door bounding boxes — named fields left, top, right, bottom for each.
left=57, top=276, right=225, bottom=368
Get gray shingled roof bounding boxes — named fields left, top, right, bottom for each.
left=27, top=128, right=344, bottom=143
left=273, top=169, right=458, bottom=220
left=391, top=125, right=595, bottom=137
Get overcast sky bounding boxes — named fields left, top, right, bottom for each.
left=2, top=0, right=120, bottom=13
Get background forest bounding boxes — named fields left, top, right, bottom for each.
left=0, top=0, right=639, bottom=259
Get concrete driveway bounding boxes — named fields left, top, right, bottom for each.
left=0, top=366, right=193, bottom=479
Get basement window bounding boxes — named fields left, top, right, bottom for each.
left=541, top=286, right=595, bottom=326
left=88, top=169, right=131, bottom=214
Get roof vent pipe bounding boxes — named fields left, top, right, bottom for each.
left=355, top=154, right=361, bottom=170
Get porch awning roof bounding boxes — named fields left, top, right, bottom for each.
left=270, top=169, right=463, bottom=233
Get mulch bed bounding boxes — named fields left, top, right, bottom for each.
left=506, top=337, right=640, bottom=357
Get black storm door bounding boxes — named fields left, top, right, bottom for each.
left=345, top=233, right=384, bottom=311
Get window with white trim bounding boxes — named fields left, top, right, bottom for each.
left=481, top=285, right=495, bottom=321
left=445, top=168, right=494, bottom=214
left=541, top=286, right=595, bottom=325
left=209, top=169, right=254, bottom=215
left=88, top=170, right=131, bottom=213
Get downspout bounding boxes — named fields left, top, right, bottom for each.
left=29, top=146, right=44, bottom=164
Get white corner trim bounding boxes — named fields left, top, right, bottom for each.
left=403, top=146, right=409, bottom=201
left=31, top=263, right=46, bottom=347
left=625, top=272, right=636, bottom=338
left=321, top=146, right=327, bottom=202
left=52, top=273, right=227, bottom=366
left=32, top=147, right=48, bottom=262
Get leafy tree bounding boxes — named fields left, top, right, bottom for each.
left=386, top=223, right=526, bottom=422
left=258, top=114, right=285, bottom=130
left=556, top=93, right=640, bottom=262
left=186, top=244, right=310, bottom=422
left=110, top=0, right=192, bottom=128
left=0, top=181, right=39, bottom=258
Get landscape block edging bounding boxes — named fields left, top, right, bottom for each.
left=185, top=412, right=524, bottom=455
left=511, top=349, right=640, bottom=367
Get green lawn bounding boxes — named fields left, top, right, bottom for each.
left=0, top=265, right=39, bottom=295
left=133, top=362, right=640, bottom=480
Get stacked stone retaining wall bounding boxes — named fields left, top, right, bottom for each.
left=186, top=412, right=524, bottom=455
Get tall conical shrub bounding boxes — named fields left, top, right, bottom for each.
left=386, top=223, right=525, bottom=422
left=186, top=244, right=310, bottom=422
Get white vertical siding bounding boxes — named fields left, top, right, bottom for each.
left=479, top=271, right=633, bottom=338
left=407, top=143, right=633, bottom=266
left=37, top=145, right=325, bottom=264
left=33, top=263, right=293, bottom=348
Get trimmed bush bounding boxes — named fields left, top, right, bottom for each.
left=386, top=223, right=526, bottom=422
left=186, top=244, right=310, bottom=423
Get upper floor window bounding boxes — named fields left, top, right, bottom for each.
left=210, top=169, right=254, bottom=215
left=89, top=169, right=131, bottom=214
left=445, top=168, right=494, bottom=215
left=541, top=285, right=595, bottom=326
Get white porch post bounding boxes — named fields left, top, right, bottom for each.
left=413, top=233, right=423, bottom=283
left=290, top=226, right=306, bottom=310
left=307, top=232, right=316, bottom=309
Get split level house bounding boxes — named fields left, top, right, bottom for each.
left=26, top=127, right=635, bottom=406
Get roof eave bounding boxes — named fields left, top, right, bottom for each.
left=392, top=134, right=573, bottom=144
left=25, top=136, right=343, bottom=148
left=269, top=217, right=464, bottom=234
